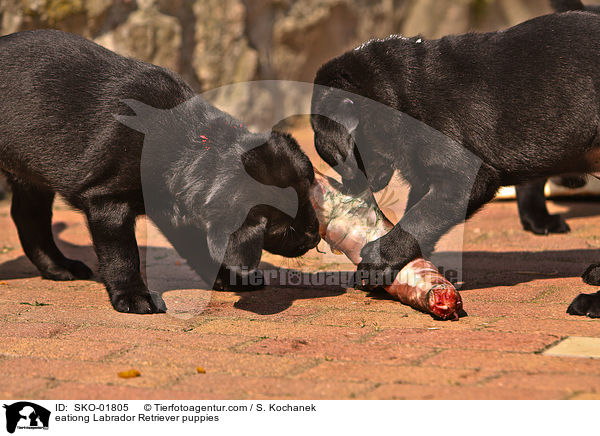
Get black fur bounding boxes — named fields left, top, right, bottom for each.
left=0, top=29, right=320, bottom=313
left=0, top=177, right=6, bottom=200
left=514, top=0, right=598, bottom=235
left=312, top=12, right=600, bottom=317
left=551, top=0, right=600, bottom=12
left=524, top=0, right=600, bottom=314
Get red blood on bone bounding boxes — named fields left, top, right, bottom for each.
left=427, top=285, right=462, bottom=320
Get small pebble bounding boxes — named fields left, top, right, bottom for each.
left=118, top=369, right=141, bottom=379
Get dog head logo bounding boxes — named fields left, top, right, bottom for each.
left=3, top=402, right=50, bottom=433
left=114, top=97, right=300, bottom=289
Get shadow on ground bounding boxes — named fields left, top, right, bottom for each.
left=459, top=249, right=596, bottom=291
left=0, top=220, right=597, bottom=315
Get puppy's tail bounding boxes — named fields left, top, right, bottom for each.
left=550, top=0, right=585, bottom=12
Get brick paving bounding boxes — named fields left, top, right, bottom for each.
left=2, top=127, right=600, bottom=399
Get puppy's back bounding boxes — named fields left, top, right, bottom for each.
left=0, top=30, right=193, bottom=192
left=0, top=29, right=191, bottom=136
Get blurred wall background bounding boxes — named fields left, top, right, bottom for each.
left=1, top=0, right=598, bottom=118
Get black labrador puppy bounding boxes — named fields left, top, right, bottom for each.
left=0, top=30, right=320, bottom=314
left=311, top=11, right=600, bottom=318
left=515, top=0, right=598, bottom=235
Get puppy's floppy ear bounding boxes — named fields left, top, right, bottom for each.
left=332, top=98, right=359, bottom=134
left=241, top=133, right=300, bottom=217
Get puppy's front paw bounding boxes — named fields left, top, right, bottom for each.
left=354, top=264, right=399, bottom=290
left=355, top=240, right=403, bottom=289
left=582, top=264, right=600, bottom=286
left=521, top=214, right=570, bottom=235
left=567, top=292, right=600, bottom=318
left=110, top=291, right=165, bottom=314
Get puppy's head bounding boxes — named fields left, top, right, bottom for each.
left=241, top=131, right=321, bottom=258
left=311, top=55, right=395, bottom=193
left=311, top=91, right=394, bottom=194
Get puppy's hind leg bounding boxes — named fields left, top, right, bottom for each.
left=9, top=182, right=93, bottom=280
left=515, top=180, right=569, bottom=235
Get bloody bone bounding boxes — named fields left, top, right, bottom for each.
left=310, top=170, right=462, bottom=320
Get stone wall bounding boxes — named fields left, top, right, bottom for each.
left=1, top=0, right=595, bottom=118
